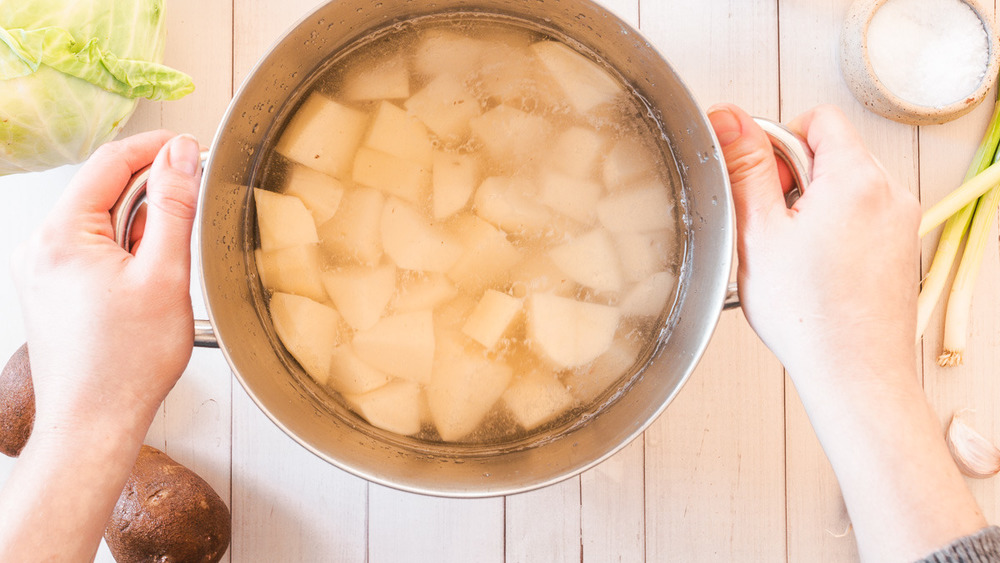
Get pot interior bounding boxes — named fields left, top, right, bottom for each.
left=199, top=0, right=733, bottom=497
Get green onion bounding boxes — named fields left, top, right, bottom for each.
left=938, top=181, right=1000, bottom=366
left=916, top=96, right=1000, bottom=341
left=919, top=160, right=1000, bottom=237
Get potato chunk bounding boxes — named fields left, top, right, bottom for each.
left=502, top=370, right=574, bottom=430
left=539, top=171, right=602, bottom=225
left=269, top=292, right=344, bottom=385
left=563, top=337, right=641, bottom=403
left=405, top=74, right=482, bottom=142
left=614, top=230, right=673, bottom=283
left=549, top=229, right=623, bottom=293
left=281, top=165, right=344, bottom=226
left=548, top=126, right=606, bottom=180
left=531, top=41, right=624, bottom=114
left=432, top=151, right=480, bottom=220
left=469, top=105, right=552, bottom=166
left=413, top=29, right=487, bottom=78
left=509, top=254, right=576, bottom=299
left=342, top=54, right=410, bottom=101
left=318, top=186, right=385, bottom=265
left=381, top=198, right=463, bottom=273
left=462, top=290, right=522, bottom=349
left=256, top=244, right=327, bottom=303
left=352, top=146, right=430, bottom=204
left=321, top=264, right=397, bottom=331
left=364, top=101, right=433, bottom=166
left=392, top=273, right=458, bottom=313
left=344, top=380, right=423, bottom=436
left=275, top=93, right=368, bottom=179
left=446, top=215, right=522, bottom=291
left=254, top=188, right=319, bottom=251
left=603, top=137, right=659, bottom=191
left=352, top=311, right=435, bottom=384
left=527, top=293, right=619, bottom=368
left=427, top=331, right=512, bottom=441
left=474, top=176, right=552, bottom=236
left=596, top=182, right=675, bottom=233
left=328, top=344, right=393, bottom=395
left=620, top=271, right=676, bottom=317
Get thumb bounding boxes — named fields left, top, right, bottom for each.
left=133, top=134, right=202, bottom=272
left=707, top=105, right=787, bottom=227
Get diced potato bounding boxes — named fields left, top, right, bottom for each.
left=352, top=310, right=435, bottom=384
left=469, top=105, right=552, bottom=166
left=321, top=264, right=397, bottom=331
left=596, top=182, right=675, bottom=233
left=474, top=176, right=552, bottom=236
left=432, top=151, right=480, bottom=219
left=603, top=137, right=659, bottom=191
left=462, top=290, right=522, bottom=349
left=548, top=126, right=606, bottom=180
left=563, top=337, right=641, bottom=403
left=549, top=229, right=623, bottom=293
left=328, top=344, right=393, bottom=395
left=527, top=293, right=619, bottom=368
left=344, top=380, right=422, bottom=436
left=352, top=146, right=430, bottom=204
left=381, top=198, right=463, bottom=273
left=257, top=244, right=327, bottom=303
left=269, top=292, right=345, bottom=385
left=531, top=41, right=624, bottom=114
left=318, top=186, right=385, bottom=265
left=281, top=165, right=344, bottom=226
left=614, top=230, right=673, bottom=283
left=509, top=254, right=576, bottom=298
left=342, top=54, right=410, bottom=101
left=254, top=188, right=319, bottom=251
left=405, top=74, right=483, bottom=142
left=502, top=369, right=574, bottom=430
left=446, top=215, right=522, bottom=291
left=620, top=271, right=676, bottom=317
left=427, top=331, right=513, bottom=441
left=413, top=29, right=487, bottom=78
left=433, top=294, right=477, bottom=332
left=393, top=273, right=458, bottom=313
left=275, top=93, right=368, bottom=179
left=538, top=171, right=602, bottom=225
left=364, top=101, right=433, bottom=166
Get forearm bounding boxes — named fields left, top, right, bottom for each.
left=792, top=364, right=986, bottom=563
left=0, top=407, right=153, bottom=561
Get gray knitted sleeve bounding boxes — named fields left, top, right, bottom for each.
left=917, top=526, right=1000, bottom=562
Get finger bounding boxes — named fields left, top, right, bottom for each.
left=129, top=203, right=148, bottom=254
left=707, top=104, right=788, bottom=228
left=787, top=105, right=886, bottom=193
left=776, top=158, right=796, bottom=196
left=132, top=135, right=202, bottom=274
left=55, top=130, right=176, bottom=217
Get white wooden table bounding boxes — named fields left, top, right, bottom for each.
left=2, top=1, right=998, bottom=561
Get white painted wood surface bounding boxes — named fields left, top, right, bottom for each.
left=1, top=1, right=998, bottom=561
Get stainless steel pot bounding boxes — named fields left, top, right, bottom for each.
left=116, top=0, right=811, bottom=498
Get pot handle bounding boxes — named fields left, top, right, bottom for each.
left=110, top=150, right=220, bottom=348
left=722, top=118, right=813, bottom=311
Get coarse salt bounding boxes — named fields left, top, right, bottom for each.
left=867, top=0, right=988, bottom=108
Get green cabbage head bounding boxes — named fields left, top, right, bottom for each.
left=0, top=0, right=194, bottom=175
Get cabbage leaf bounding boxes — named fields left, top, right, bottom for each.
left=0, top=0, right=195, bottom=175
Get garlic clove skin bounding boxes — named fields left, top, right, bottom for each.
left=946, top=413, right=1000, bottom=479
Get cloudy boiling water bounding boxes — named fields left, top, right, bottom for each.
left=258, top=15, right=684, bottom=445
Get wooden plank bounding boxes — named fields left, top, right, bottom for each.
left=638, top=3, right=787, bottom=559
left=778, top=0, right=920, bottom=560
left=581, top=437, right=645, bottom=562
left=506, top=478, right=581, bottom=563
left=918, top=4, right=1000, bottom=526
left=369, top=485, right=504, bottom=563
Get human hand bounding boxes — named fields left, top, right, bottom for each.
left=707, top=104, right=921, bottom=387
left=11, top=131, right=202, bottom=437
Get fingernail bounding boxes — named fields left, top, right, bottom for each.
left=708, top=107, right=743, bottom=146
left=168, top=134, right=200, bottom=176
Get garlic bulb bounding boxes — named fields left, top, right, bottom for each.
left=946, top=413, right=1000, bottom=479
